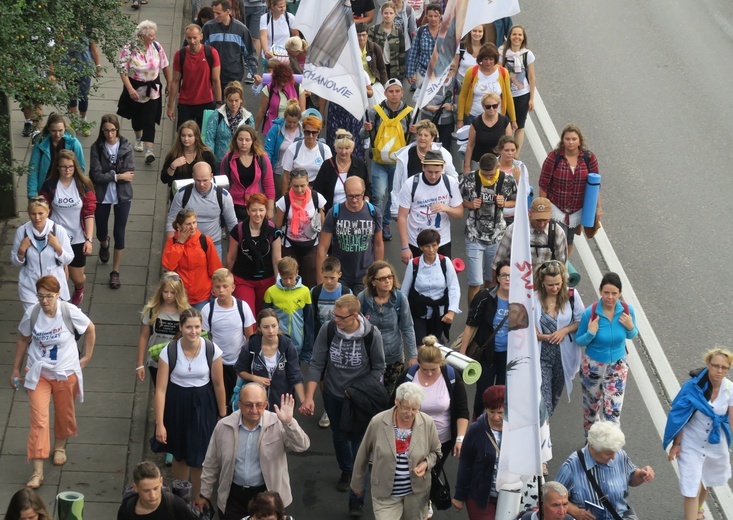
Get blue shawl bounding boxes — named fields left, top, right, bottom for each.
left=663, top=368, right=732, bottom=449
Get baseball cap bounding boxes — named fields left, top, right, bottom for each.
left=384, top=78, right=403, bottom=90
left=530, top=197, right=552, bottom=220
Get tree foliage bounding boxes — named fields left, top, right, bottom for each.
left=0, top=0, right=137, bottom=110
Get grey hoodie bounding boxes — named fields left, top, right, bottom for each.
left=308, top=315, right=385, bottom=398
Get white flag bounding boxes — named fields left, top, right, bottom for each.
left=496, top=171, right=544, bottom=491
left=414, top=0, right=521, bottom=110
left=294, top=0, right=369, bottom=120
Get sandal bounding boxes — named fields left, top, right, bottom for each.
left=53, top=448, right=67, bottom=466
left=697, top=507, right=705, bottom=520
left=27, top=473, right=43, bottom=489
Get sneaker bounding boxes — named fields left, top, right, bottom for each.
left=382, top=224, right=392, bottom=241
left=109, top=271, right=121, bottom=289
left=427, top=501, right=434, bottom=519
left=30, top=130, right=41, bottom=143
left=70, top=286, right=85, bottom=307
left=348, top=500, right=363, bottom=517
left=134, top=140, right=144, bottom=152
left=336, top=471, right=352, bottom=492
left=319, top=411, right=330, bottom=428
left=22, top=121, right=33, bottom=137
left=244, top=72, right=255, bottom=84
left=145, top=149, right=155, bottom=164
left=99, top=236, right=110, bottom=263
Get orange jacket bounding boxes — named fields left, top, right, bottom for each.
left=161, top=230, right=222, bottom=305
left=457, top=65, right=516, bottom=122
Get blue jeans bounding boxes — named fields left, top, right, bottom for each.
left=370, top=161, right=396, bottom=226
left=323, top=391, right=365, bottom=504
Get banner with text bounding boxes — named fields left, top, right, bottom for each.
left=295, top=0, right=369, bottom=120
left=496, top=169, right=544, bottom=491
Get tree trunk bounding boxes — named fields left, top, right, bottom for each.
left=0, top=91, right=18, bottom=218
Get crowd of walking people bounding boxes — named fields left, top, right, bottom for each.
left=7, top=1, right=733, bottom=520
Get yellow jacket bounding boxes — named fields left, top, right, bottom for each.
left=458, top=65, right=516, bottom=122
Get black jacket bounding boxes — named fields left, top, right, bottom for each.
left=312, top=155, right=372, bottom=213
left=341, top=373, right=390, bottom=440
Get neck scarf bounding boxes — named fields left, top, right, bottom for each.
left=288, top=187, right=312, bottom=236
left=478, top=168, right=500, bottom=187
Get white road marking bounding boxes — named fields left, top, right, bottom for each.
left=526, top=90, right=733, bottom=520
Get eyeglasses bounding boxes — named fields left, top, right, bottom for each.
left=374, top=274, right=394, bottom=282
left=397, top=403, right=420, bottom=414
left=709, top=363, right=731, bottom=372
left=540, top=260, right=561, bottom=271
left=102, top=128, right=118, bottom=134
left=497, top=273, right=510, bottom=280
left=58, top=165, right=75, bottom=171
left=484, top=104, right=499, bottom=110
left=290, top=169, right=309, bottom=177
left=37, top=293, right=57, bottom=301
left=239, top=401, right=267, bottom=410
left=346, top=192, right=364, bottom=200
left=303, top=130, right=319, bottom=136
left=333, top=313, right=354, bottom=321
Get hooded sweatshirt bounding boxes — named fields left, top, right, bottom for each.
left=263, top=275, right=314, bottom=360
left=308, top=315, right=386, bottom=398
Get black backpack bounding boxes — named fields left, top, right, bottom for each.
left=166, top=338, right=215, bottom=377
left=206, top=296, right=248, bottom=334
left=180, top=183, right=227, bottom=228
left=178, top=45, right=214, bottom=85
left=531, top=220, right=558, bottom=260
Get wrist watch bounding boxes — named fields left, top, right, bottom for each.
left=85, top=237, right=93, bottom=243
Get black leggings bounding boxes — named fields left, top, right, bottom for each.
left=95, top=201, right=132, bottom=250
left=473, top=349, right=507, bottom=420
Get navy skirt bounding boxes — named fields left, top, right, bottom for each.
left=150, top=382, right=217, bottom=467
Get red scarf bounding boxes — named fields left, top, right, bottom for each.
left=288, top=187, right=312, bottom=236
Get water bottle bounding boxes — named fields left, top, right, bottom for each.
left=12, top=377, right=20, bottom=390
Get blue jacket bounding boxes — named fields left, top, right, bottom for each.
left=264, top=118, right=303, bottom=170
left=28, top=133, right=86, bottom=197
left=205, top=105, right=254, bottom=164
left=454, top=412, right=498, bottom=509
left=358, top=290, right=417, bottom=364
left=233, top=333, right=304, bottom=411
left=663, top=368, right=732, bottom=449
left=576, top=300, right=638, bottom=363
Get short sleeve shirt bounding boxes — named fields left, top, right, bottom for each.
left=397, top=174, right=462, bottom=247
left=118, top=42, right=170, bottom=102
left=322, top=203, right=383, bottom=284
left=172, top=46, right=221, bottom=105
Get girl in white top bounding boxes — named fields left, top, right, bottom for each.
left=453, top=25, right=490, bottom=85
left=260, top=0, right=297, bottom=59
left=11, top=198, right=75, bottom=310
left=274, top=169, right=326, bottom=288
left=495, top=135, right=530, bottom=225
left=154, top=308, right=226, bottom=502
left=533, top=261, right=584, bottom=418
left=280, top=115, right=332, bottom=191
left=12, top=275, right=96, bottom=490
left=498, top=25, right=536, bottom=156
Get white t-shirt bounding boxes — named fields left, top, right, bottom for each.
left=499, top=48, right=535, bottom=97
left=201, top=299, right=255, bottom=365
left=276, top=128, right=300, bottom=175
left=19, top=304, right=90, bottom=381
left=52, top=181, right=84, bottom=245
left=159, top=338, right=223, bottom=387
left=281, top=141, right=332, bottom=183
left=333, top=172, right=348, bottom=205
left=103, top=141, right=120, bottom=204
left=260, top=12, right=295, bottom=49
left=455, top=49, right=477, bottom=84
left=470, top=68, right=501, bottom=117
left=275, top=191, right=327, bottom=245
left=397, top=174, right=462, bottom=246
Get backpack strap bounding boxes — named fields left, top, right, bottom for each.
left=410, top=174, right=421, bottom=202
left=181, top=184, right=194, bottom=207
left=179, top=45, right=214, bottom=85
left=29, top=304, right=42, bottom=337
left=178, top=47, right=187, bottom=83
left=590, top=300, right=629, bottom=321
left=441, top=173, right=453, bottom=198
left=58, top=301, right=78, bottom=337
left=236, top=298, right=246, bottom=330
left=207, top=296, right=216, bottom=332
left=204, top=338, right=215, bottom=372
left=199, top=233, right=208, bottom=252
left=568, top=287, right=575, bottom=316
left=393, top=289, right=403, bottom=316
left=576, top=449, right=623, bottom=520
left=166, top=340, right=178, bottom=376
left=293, top=139, right=304, bottom=161
left=548, top=221, right=556, bottom=260
left=405, top=362, right=419, bottom=382
left=373, top=104, right=388, bottom=123
left=311, top=285, right=323, bottom=313
left=438, top=254, right=448, bottom=280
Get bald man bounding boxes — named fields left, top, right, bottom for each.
left=198, top=384, right=310, bottom=520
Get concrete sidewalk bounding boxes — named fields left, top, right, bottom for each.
left=0, top=0, right=186, bottom=515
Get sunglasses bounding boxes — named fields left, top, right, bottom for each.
left=177, top=208, right=194, bottom=217
left=374, top=274, right=394, bottom=282
left=303, top=130, right=319, bottom=136
left=484, top=103, right=499, bottom=110
left=290, top=169, right=309, bottom=177
left=163, top=272, right=181, bottom=281
left=336, top=133, right=354, bottom=141
left=540, top=260, right=561, bottom=271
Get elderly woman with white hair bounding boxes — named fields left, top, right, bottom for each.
left=556, top=421, right=655, bottom=520
left=117, top=20, right=172, bottom=164
left=350, top=382, right=441, bottom=519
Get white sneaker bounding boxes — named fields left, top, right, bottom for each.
left=427, top=502, right=433, bottom=519
left=134, top=140, right=144, bottom=152
left=319, top=411, right=330, bottom=428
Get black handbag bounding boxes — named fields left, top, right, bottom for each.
left=430, top=464, right=452, bottom=511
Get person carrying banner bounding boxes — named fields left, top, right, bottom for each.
left=362, top=78, right=413, bottom=242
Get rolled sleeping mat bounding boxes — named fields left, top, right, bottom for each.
left=172, top=175, right=230, bottom=198
left=262, top=72, right=304, bottom=86
left=57, top=491, right=84, bottom=520
left=438, top=346, right=482, bottom=385
left=567, top=261, right=581, bottom=288
left=581, top=173, right=601, bottom=228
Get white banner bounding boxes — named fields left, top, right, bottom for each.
left=414, top=0, right=521, bottom=110
left=294, top=0, right=369, bottom=120
left=496, top=170, right=544, bottom=491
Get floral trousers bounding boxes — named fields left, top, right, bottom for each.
left=580, top=355, right=628, bottom=434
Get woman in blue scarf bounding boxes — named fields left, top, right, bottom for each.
left=664, top=348, right=733, bottom=520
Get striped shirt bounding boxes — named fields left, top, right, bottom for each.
left=392, top=426, right=413, bottom=497
left=555, top=447, right=637, bottom=520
